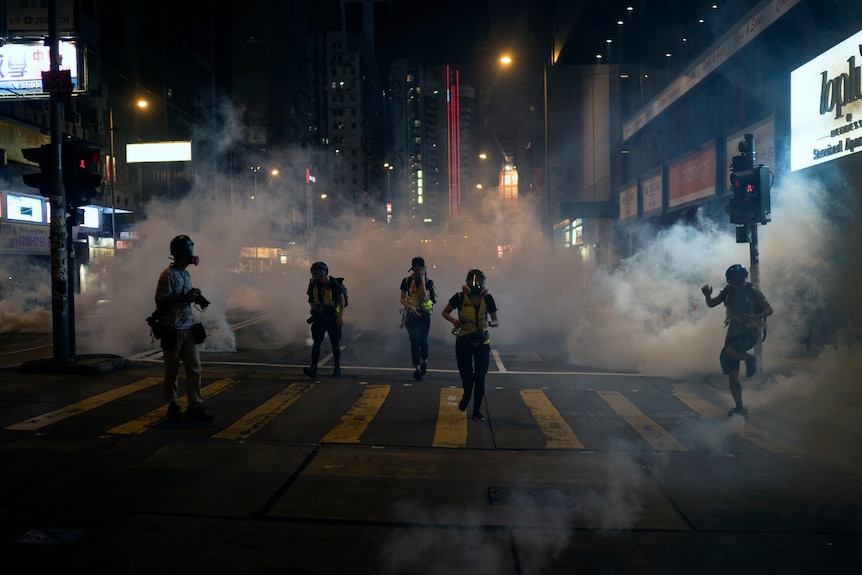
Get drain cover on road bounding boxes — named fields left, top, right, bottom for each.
left=487, top=485, right=577, bottom=507
left=15, top=528, right=83, bottom=545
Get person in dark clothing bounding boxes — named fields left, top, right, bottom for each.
left=400, top=256, right=436, bottom=380
left=441, top=269, right=499, bottom=421
left=702, top=264, right=773, bottom=417
left=304, top=261, right=345, bottom=378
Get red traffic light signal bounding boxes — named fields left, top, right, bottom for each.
left=62, top=143, right=103, bottom=208
left=728, top=166, right=770, bottom=225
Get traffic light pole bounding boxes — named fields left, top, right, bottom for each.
left=47, top=0, right=72, bottom=363
left=748, top=223, right=764, bottom=382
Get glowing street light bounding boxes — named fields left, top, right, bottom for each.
left=499, top=52, right=552, bottom=238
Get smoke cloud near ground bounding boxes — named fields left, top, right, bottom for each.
left=1, top=101, right=858, bottom=384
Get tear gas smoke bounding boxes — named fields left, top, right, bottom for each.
left=0, top=102, right=859, bottom=467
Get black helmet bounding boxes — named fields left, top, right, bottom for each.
left=725, top=264, right=748, bottom=281
left=410, top=256, right=425, bottom=271
left=310, top=261, right=328, bottom=275
left=169, top=235, right=194, bottom=259
left=465, top=269, right=485, bottom=294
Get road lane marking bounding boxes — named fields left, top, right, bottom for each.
left=491, top=349, right=507, bottom=372
left=106, top=378, right=238, bottom=436
left=212, top=382, right=316, bottom=441
left=5, top=377, right=163, bottom=431
left=673, top=392, right=796, bottom=453
left=433, top=388, right=468, bottom=448
left=597, top=390, right=687, bottom=451
left=519, top=389, right=585, bottom=449
left=321, top=384, right=390, bottom=444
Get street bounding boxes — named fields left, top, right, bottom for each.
left=0, top=315, right=860, bottom=574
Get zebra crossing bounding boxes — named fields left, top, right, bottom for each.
left=3, top=376, right=796, bottom=454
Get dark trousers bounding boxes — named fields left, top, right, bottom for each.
left=455, top=338, right=490, bottom=414
left=405, top=312, right=431, bottom=366
left=310, top=318, right=342, bottom=369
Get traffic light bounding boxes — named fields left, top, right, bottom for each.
left=21, top=145, right=53, bottom=195
left=728, top=165, right=771, bottom=225
left=62, top=142, right=103, bottom=209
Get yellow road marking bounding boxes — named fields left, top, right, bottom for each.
left=432, top=388, right=468, bottom=448
left=520, top=389, right=585, bottom=449
left=597, top=390, right=687, bottom=451
left=673, top=392, right=796, bottom=453
left=213, top=382, right=315, bottom=440
left=107, top=378, right=238, bottom=435
left=6, top=377, right=163, bottom=431
left=321, top=385, right=390, bottom=444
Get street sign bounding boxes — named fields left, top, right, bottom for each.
left=0, top=41, right=82, bottom=98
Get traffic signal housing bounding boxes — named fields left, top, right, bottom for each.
left=728, top=164, right=771, bottom=225
left=62, top=142, right=103, bottom=209
left=21, top=145, right=53, bottom=195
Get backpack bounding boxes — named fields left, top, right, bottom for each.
left=333, top=277, right=348, bottom=308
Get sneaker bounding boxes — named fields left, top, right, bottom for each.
left=472, top=412, right=485, bottom=421
left=331, top=367, right=341, bottom=377
left=745, top=355, right=757, bottom=378
left=413, top=368, right=422, bottom=381
left=303, top=367, right=317, bottom=379
left=420, top=362, right=427, bottom=375
left=166, top=402, right=182, bottom=420
left=458, top=394, right=470, bottom=412
left=185, top=405, right=213, bottom=422
left=727, top=405, right=747, bottom=418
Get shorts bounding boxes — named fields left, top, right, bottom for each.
left=720, top=332, right=757, bottom=374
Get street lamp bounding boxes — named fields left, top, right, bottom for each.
left=108, top=98, right=149, bottom=248
left=499, top=54, right=552, bottom=240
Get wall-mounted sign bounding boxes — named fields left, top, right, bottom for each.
left=791, top=29, right=862, bottom=171
left=668, top=143, right=717, bottom=210
left=619, top=182, right=638, bottom=222
left=0, top=41, right=82, bottom=98
left=641, top=166, right=665, bottom=217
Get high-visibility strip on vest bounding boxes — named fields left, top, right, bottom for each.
left=458, top=293, right=490, bottom=344
left=404, top=277, right=433, bottom=312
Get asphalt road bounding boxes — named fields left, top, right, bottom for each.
left=0, top=316, right=860, bottom=574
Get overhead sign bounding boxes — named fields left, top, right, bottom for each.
left=624, top=0, right=803, bottom=141
left=790, top=29, right=862, bottom=171
left=0, top=41, right=82, bottom=98
left=126, top=141, right=192, bottom=163
left=4, top=0, right=75, bottom=34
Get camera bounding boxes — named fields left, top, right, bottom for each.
left=194, top=293, right=210, bottom=309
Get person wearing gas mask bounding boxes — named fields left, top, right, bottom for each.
left=702, top=264, right=773, bottom=418
left=441, top=269, right=499, bottom=421
left=304, top=261, right=345, bottom=378
left=400, top=256, right=437, bottom=380
left=153, top=235, right=212, bottom=422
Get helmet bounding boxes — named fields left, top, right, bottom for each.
left=725, top=264, right=748, bottom=281
left=169, top=235, right=194, bottom=259
left=410, top=256, right=425, bottom=271
left=310, top=261, right=328, bottom=275
left=465, top=269, right=486, bottom=294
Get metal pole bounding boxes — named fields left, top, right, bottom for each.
left=109, top=106, right=116, bottom=247
left=543, top=61, right=551, bottom=243
left=749, top=223, right=764, bottom=382
left=48, top=0, right=70, bottom=362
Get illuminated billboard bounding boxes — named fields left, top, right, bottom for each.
left=0, top=41, right=83, bottom=98
left=126, top=141, right=192, bottom=163
left=791, top=29, right=862, bottom=171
